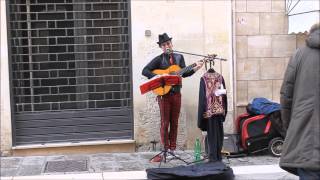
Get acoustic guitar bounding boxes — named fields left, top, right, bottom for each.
left=151, top=63, right=197, bottom=95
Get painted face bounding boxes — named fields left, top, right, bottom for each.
left=160, top=41, right=173, bottom=53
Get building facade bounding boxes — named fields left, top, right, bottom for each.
left=1, top=0, right=308, bottom=156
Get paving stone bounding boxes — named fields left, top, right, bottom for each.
left=144, top=162, right=161, bottom=169
left=20, top=156, right=46, bottom=166
left=64, top=155, right=89, bottom=161
left=16, top=165, right=43, bottom=176
left=89, top=162, right=116, bottom=172
left=114, top=153, right=139, bottom=162
left=0, top=157, right=22, bottom=168
left=0, top=168, right=18, bottom=177
left=90, top=153, right=115, bottom=160
left=138, top=152, right=157, bottom=160
left=89, top=154, right=117, bottom=173
left=45, top=155, right=66, bottom=162
left=117, top=161, right=144, bottom=171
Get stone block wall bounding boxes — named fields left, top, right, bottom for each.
left=234, top=0, right=304, bottom=116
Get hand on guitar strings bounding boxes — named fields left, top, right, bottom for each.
left=193, top=60, right=204, bottom=72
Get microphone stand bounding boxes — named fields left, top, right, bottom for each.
left=172, top=50, right=227, bottom=61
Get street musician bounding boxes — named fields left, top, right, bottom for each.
left=142, top=33, right=203, bottom=162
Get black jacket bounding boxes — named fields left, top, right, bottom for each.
left=142, top=53, right=195, bottom=79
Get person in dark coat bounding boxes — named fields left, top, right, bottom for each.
left=280, top=23, right=320, bottom=179
left=142, top=33, right=203, bottom=162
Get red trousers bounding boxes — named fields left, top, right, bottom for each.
left=157, top=92, right=181, bottom=151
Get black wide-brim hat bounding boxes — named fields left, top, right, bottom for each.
left=157, top=33, right=172, bottom=45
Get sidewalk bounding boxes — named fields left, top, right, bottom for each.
left=1, top=151, right=298, bottom=180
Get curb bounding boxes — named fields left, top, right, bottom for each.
left=1, top=164, right=298, bottom=180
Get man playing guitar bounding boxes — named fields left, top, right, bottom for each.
left=142, top=33, right=203, bottom=162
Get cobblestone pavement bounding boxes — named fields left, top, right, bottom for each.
left=0, top=151, right=298, bottom=179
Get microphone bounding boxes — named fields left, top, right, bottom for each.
left=165, top=48, right=173, bottom=54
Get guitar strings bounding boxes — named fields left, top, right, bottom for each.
left=177, top=63, right=197, bottom=76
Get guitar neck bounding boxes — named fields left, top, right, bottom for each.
left=177, top=63, right=197, bottom=76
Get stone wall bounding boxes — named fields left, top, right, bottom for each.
left=234, top=0, right=304, bottom=116
left=1, top=0, right=13, bottom=156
